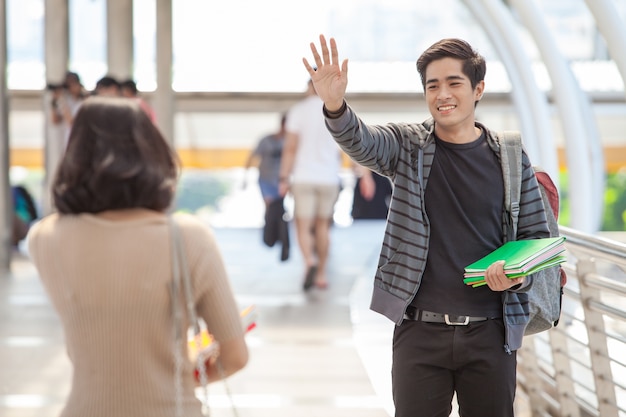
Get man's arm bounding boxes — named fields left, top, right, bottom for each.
left=278, top=131, right=298, bottom=197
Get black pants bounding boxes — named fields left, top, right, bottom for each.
left=392, top=318, right=517, bottom=417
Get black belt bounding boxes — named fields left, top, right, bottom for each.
left=403, top=307, right=490, bottom=325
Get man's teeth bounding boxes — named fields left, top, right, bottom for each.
left=439, top=105, right=455, bottom=111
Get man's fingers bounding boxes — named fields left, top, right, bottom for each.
left=302, top=58, right=315, bottom=76
left=308, top=41, right=322, bottom=69
left=319, top=34, right=330, bottom=65
left=330, top=37, right=338, bottom=66
left=304, top=35, right=347, bottom=79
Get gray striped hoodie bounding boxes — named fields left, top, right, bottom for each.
left=325, top=104, right=549, bottom=352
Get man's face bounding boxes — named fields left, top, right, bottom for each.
left=423, top=57, right=484, bottom=133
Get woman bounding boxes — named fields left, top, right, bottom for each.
left=28, top=96, right=248, bottom=417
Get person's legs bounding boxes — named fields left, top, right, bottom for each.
left=295, top=217, right=316, bottom=268
left=454, top=319, right=517, bottom=417
left=312, top=184, right=340, bottom=287
left=290, top=184, right=319, bottom=288
left=312, top=217, right=332, bottom=287
left=392, top=320, right=456, bottom=417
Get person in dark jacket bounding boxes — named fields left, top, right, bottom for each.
left=244, top=114, right=290, bottom=261
left=11, top=185, right=38, bottom=247
left=303, top=35, right=549, bottom=417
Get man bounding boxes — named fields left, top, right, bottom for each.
left=94, top=75, right=121, bottom=97
left=304, top=35, right=549, bottom=416
left=244, top=113, right=290, bottom=261
left=120, top=79, right=157, bottom=124
left=279, top=79, right=342, bottom=291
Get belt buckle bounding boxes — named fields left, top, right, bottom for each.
left=444, top=314, right=470, bottom=325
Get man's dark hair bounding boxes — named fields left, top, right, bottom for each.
left=120, top=79, right=138, bottom=95
left=53, top=96, right=180, bottom=214
left=95, top=75, right=121, bottom=89
left=416, top=38, right=486, bottom=90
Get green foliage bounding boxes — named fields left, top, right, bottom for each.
left=602, top=170, right=626, bottom=231
left=558, top=169, right=626, bottom=231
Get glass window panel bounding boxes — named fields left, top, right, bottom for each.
left=69, top=0, right=106, bottom=90
left=7, top=0, right=45, bottom=89
left=133, top=0, right=156, bottom=91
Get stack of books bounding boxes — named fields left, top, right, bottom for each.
left=463, top=237, right=566, bottom=288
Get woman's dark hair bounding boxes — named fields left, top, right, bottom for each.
left=416, top=38, right=486, bottom=90
left=53, top=96, right=180, bottom=214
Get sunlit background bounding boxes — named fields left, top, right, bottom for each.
left=6, top=0, right=626, bottom=230
left=6, top=0, right=625, bottom=92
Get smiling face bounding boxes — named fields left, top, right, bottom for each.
left=424, top=57, right=484, bottom=142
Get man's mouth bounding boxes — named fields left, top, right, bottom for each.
left=438, top=105, right=456, bottom=112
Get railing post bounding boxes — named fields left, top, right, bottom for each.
left=577, top=258, right=619, bottom=417
left=519, top=338, right=551, bottom=415
left=549, top=327, right=580, bottom=417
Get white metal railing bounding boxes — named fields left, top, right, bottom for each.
left=517, top=226, right=626, bottom=417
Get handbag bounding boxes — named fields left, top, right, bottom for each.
left=169, top=216, right=239, bottom=417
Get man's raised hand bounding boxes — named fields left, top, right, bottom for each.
left=303, top=34, right=348, bottom=112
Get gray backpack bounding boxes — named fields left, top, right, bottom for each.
left=499, top=131, right=566, bottom=335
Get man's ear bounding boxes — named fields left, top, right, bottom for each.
left=474, top=80, right=485, bottom=101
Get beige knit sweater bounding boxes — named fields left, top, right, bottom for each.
left=28, top=211, right=244, bottom=417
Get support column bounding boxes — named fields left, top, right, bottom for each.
left=0, top=0, right=10, bottom=273
left=584, top=0, right=626, bottom=100
left=510, top=0, right=603, bottom=233
left=107, top=0, right=134, bottom=81
left=464, top=0, right=558, bottom=183
left=154, top=0, right=174, bottom=143
left=43, top=0, right=69, bottom=215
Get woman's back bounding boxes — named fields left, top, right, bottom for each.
left=28, top=211, right=244, bottom=417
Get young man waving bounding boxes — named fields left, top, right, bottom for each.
left=304, top=35, right=549, bottom=417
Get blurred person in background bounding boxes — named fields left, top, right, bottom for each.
left=120, top=78, right=157, bottom=124
left=50, top=71, right=87, bottom=147
left=93, top=75, right=122, bottom=97
left=244, top=113, right=290, bottom=261
left=351, top=165, right=393, bottom=220
left=279, top=79, right=343, bottom=291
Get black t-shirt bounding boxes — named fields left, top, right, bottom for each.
left=410, top=131, right=504, bottom=318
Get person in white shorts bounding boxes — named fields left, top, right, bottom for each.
left=279, top=79, right=342, bottom=290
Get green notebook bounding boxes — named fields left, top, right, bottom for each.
left=464, top=255, right=567, bottom=287
left=464, top=237, right=566, bottom=276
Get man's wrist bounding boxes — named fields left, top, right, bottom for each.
left=323, top=100, right=347, bottom=118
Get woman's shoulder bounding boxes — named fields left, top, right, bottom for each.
left=172, top=212, right=214, bottom=238
left=26, top=213, right=64, bottom=256
left=171, top=213, right=222, bottom=261
left=28, top=213, right=61, bottom=236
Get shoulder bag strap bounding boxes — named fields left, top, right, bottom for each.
left=170, top=215, right=211, bottom=416
left=169, top=216, right=185, bottom=417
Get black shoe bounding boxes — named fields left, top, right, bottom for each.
left=280, top=244, right=290, bottom=262
left=303, top=265, right=317, bottom=291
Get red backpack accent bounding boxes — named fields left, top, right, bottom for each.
left=534, top=171, right=559, bottom=221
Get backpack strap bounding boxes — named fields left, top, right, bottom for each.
left=499, top=131, right=523, bottom=241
